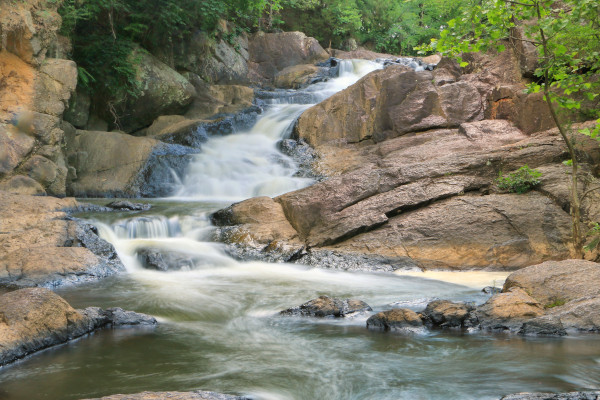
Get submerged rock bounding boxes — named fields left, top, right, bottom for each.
left=366, top=309, right=424, bottom=332
left=84, top=391, right=248, bottom=400
left=106, top=201, right=152, bottom=211
left=0, top=288, right=156, bottom=366
left=136, top=248, right=202, bottom=272
left=501, top=392, right=600, bottom=400
left=281, top=295, right=372, bottom=318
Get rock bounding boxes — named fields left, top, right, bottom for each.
left=519, top=315, right=566, bottom=336
left=136, top=248, right=206, bottom=272
left=0, top=0, right=64, bottom=66
left=294, top=65, right=485, bottom=147
left=421, top=54, right=442, bottom=65
left=331, top=49, right=397, bottom=60
left=0, top=174, right=46, bottom=195
left=19, top=154, right=66, bottom=194
left=545, top=297, right=600, bottom=332
left=212, top=196, right=304, bottom=261
left=274, top=64, right=322, bottom=89
left=503, top=260, right=600, bottom=306
left=100, top=46, right=196, bottom=133
left=501, top=392, right=600, bottom=400
left=510, top=22, right=540, bottom=78
left=248, top=31, right=329, bottom=83
left=0, top=288, right=156, bottom=366
left=64, top=87, right=91, bottom=128
left=161, top=29, right=249, bottom=84
left=281, top=295, right=371, bottom=318
left=67, top=130, right=198, bottom=197
left=106, top=201, right=152, bottom=211
left=482, top=286, right=502, bottom=295
left=84, top=391, right=247, bottom=400
left=476, top=287, right=545, bottom=331
left=0, top=191, right=124, bottom=288
left=0, top=124, right=36, bottom=178
left=420, top=300, right=475, bottom=329
left=366, top=308, right=423, bottom=331
left=216, top=119, right=576, bottom=270
left=183, top=79, right=255, bottom=120
left=33, top=58, right=78, bottom=117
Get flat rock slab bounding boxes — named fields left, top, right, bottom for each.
left=0, top=288, right=156, bottom=366
left=84, top=391, right=248, bottom=400
left=0, top=192, right=124, bottom=288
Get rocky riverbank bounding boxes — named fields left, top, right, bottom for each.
left=280, top=259, right=600, bottom=336
left=0, top=287, right=156, bottom=366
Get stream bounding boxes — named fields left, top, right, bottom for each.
left=1, top=60, right=600, bottom=400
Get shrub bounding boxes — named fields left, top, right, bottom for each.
left=496, top=165, right=542, bottom=194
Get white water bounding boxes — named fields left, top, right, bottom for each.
left=172, top=59, right=382, bottom=201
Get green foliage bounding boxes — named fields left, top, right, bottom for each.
left=278, top=0, right=461, bottom=55
left=496, top=166, right=542, bottom=194
left=545, top=298, right=567, bottom=309
left=584, top=223, right=600, bottom=252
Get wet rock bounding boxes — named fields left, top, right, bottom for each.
left=277, top=139, right=322, bottom=180
left=476, top=288, right=545, bottom=332
left=503, top=260, right=600, bottom=306
left=84, top=391, right=248, bottom=400
left=212, top=197, right=305, bottom=263
left=183, top=80, right=255, bottom=120
left=420, top=300, right=475, bottom=329
left=281, top=295, right=371, bottom=318
left=136, top=248, right=201, bottom=272
left=366, top=308, right=423, bottom=331
left=0, top=192, right=124, bottom=289
left=106, top=201, right=152, bottom=211
left=500, top=392, right=600, bottom=400
left=519, top=315, right=566, bottom=336
left=0, top=288, right=156, bottom=366
left=482, top=286, right=502, bottom=295
left=248, top=31, right=329, bottom=84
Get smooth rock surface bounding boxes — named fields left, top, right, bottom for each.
left=420, top=300, right=475, bottom=329
left=476, top=288, right=545, bottom=331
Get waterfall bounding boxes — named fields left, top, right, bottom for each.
left=171, top=59, right=383, bottom=201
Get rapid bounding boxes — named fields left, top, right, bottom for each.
left=1, top=60, right=599, bottom=400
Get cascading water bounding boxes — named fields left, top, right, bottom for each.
left=2, top=59, right=600, bottom=400
left=172, top=59, right=382, bottom=201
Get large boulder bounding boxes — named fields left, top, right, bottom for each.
left=280, top=295, right=371, bottom=318
left=420, top=300, right=475, bottom=329
left=0, top=191, right=124, bottom=288
left=214, top=120, right=580, bottom=270
left=248, top=31, right=329, bottom=84
left=67, top=130, right=197, bottom=197
left=0, top=288, right=156, bottom=366
left=294, top=65, right=485, bottom=146
left=503, top=260, right=600, bottom=305
left=274, top=64, right=323, bottom=89
left=476, top=287, right=545, bottom=331
left=101, top=47, right=196, bottom=133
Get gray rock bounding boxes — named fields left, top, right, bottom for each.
left=281, top=295, right=371, bottom=318
left=501, top=392, right=600, bottom=400
left=136, top=248, right=201, bottom=272
left=84, top=390, right=249, bottom=400
left=106, top=201, right=152, bottom=211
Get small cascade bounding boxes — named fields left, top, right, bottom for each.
left=171, top=59, right=383, bottom=201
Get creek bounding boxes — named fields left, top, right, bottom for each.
left=1, top=60, right=600, bottom=400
